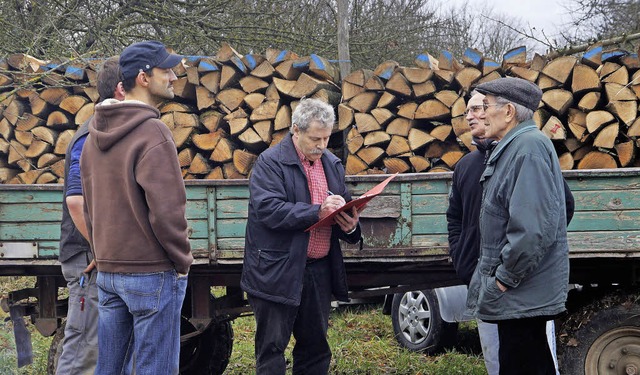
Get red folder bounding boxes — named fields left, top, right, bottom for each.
left=305, top=173, right=398, bottom=232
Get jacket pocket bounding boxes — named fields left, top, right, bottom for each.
left=254, top=248, right=295, bottom=297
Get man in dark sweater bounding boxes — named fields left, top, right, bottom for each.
left=56, top=57, right=124, bottom=375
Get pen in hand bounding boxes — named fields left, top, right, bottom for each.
left=326, top=190, right=334, bottom=196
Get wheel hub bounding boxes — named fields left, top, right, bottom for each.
left=586, top=326, right=640, bottom=375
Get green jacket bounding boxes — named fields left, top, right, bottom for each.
left=466, top=120, right=569, bottom=321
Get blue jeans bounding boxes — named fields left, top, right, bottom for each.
left=95, top=270, right=187, bottom=375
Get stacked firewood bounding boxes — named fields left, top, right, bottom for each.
left=0, top=44, right=343, bottom=183
left=341, top=45, right=640, bottom=174
left=1, top=43, right=639, bottom=184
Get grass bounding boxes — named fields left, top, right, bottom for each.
left=0, top=277, right=487, bottom=374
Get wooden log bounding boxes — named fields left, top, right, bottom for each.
left=357, top=146, right=385, bottom=166
left=274, top=105, right=292, bottom=131
left=400, top=67, right=433, bottom=83
left=8, top=140, right=27, bottom=164
left=578, top=92, right=601, bottom=111
left=408, top=128, right=436, bottom=151
left=239, top=76, right=269, bottom=93
left=600, top=63, right=628, bottom=85
left=604, top=82, right=637, bottom=101
left=503, top=46, right=527, bottom=67
left=541, top=56, right=577, bottom=84
left=40, top=87, right=70, bottom=105
left=454, top=67, right=482, bottom=92
left=409, top=155, right=430, bottom=172
left=36, top=153, right=62, bottom=168
left=36, top=172, right=57, bottom=184
left=441, top=150, right=465, bottom=168
left=250, top=100, right=279, bottom=122
left=3, top=97, right=25, bottom=125
left=434, top=90, right=459, bottom=108
left=397, top=102, right=417, bottom=120
left=342, top=81, right=365, bottom=101
left=349, top=91, right=380, bottom=113
left=243, top=93, right=265, bottom=111
left=482, top=58, right=501, bottom=75
left=228, top=117, right=249, bottom=136
left=606, top=100, right=637, bottom=126
left=567, top=109, right=588, bottom=140
left=363, top=131, right=391, bottom=147
left=0, top=117, right=13, bottom=140
left=289, top=73, right=337, bottom=99
left=354, top=113, right=381, bottom=133
left=195, top=86, right=216, bottom=110
left=216, top=43, right=247, bottom=73
left=238, top=127, right=266, bottom=151
left=172, top=77, right=196, bottom=100
left=200, top=71, right=220, bottom=94
left=413, top=80, right=436, bottom=98
left=577, top=151, right=617, bottom=169
left=0, top=167, right=19, bottom=183
left=250, top=120, right=272, bottom=145
left=50, top=158, right=65, bottom=177
left=310, top=54, right=339, bottom=83
left=346, top=127, right=364, bottom=154
left=14, top=130, right=33, bottom=146
left=192, top=129, right=224, bottom=151
left=233, top=149, right=257, bottom=175
left=376, top=92, right=398, bottom=108
left=477, top=71, right=502, bottom=85
left=542, top=89, right=573, bottom=115
left=385, top=72, right=412, bottom=97
left=275, top=60, right=302, bottom=81
left=383, top=157, right=410, bottom=174
left=631, top=70, right=640, bottom=99
left=586, top=110, right=616, bottom=133
left=509, top=66, right=539, bottom=82
left=414, top=52, right=437, bottom=70
left=537, top=74, right=562, bottom=91
left=200, top=111, right=224, bottom=132
left=433, top=69, right=455, bottom=85
left=223, top=162, right=245, bottom=179
left=373, top=60, right=399, bottom=80
left=558, top=152, right=575, bottom=170
left=541, top=116, right=566, bottom=140
left=462, top=47, right=483, bottom=68
left=47, top=111, right=72, bottom=129
left=629, top=117, right=640, bottom=137
left=216, top=88, right=246, bottom=112
left=414, top=99, right=449, bottom=120
left=75, top=103, right=95, bottom=125
left=571, top=65, right=600, bottom=94
left=220, top=65, right=242, bottom=90
left=250, top=60, right=276, bottom=79
left=386, top=118, right=414, bottom=137
left=242, top=54, right=266, bottom=72
left=615, top=140, right=635, bottom=167
left=431, top=124, right=452, bottom=141
left=311, top=89, right=341, bottom=106
left=581, top=43, right=602, bottom=68
left=210, top=137, right=236, bottom=163
left=370, top=107, right=394, bottom=127
left=188, top=153, right=211, bottom=175
left=451, top=116, right=470, bottom=136
left=386, top=135, right=411, bottom=156
left=178, top=148, right=195, bottom=167
left=345, top=154, right=368, bottom=175
left=171, top=126, right=194, bottom=148
left=204, top=166, right=224, bottom=180
left=593, top=122, right=619, bottom=149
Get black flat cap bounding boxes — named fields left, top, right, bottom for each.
left=475, top=77, right=542, bottom=112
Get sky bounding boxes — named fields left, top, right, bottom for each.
left=447, top=0, right=574, bottom=52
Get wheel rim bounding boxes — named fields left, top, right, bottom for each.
left=397, top=291, right=432, bottom=345
left=585, top=325, right=640, bottom=375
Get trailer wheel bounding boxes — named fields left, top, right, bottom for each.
left=560, top=297, right=640, bottom=374
left=179, top=318, right=233, bottom=375
left=46, top=321, right=65, bottom=375
left=391, top=289, right=458, bottom=355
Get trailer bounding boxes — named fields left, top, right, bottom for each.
left=1, top=167, right=639, bottom=374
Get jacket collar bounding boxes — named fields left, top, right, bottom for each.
left=486, top=119, right=537, bottom=165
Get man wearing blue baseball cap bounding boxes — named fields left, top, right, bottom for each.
left=465, top=77, right=569, bottom=375
left=80, top=41, right=192, bottom=374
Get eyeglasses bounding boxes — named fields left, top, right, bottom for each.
left=482, top=102, right=503, bottom=111
left=463, top=105, right=484, bottom=116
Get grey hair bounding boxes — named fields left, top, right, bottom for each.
left=495, top=96, right=534, bottom=123
left=290, top=98, right=335, bottom=133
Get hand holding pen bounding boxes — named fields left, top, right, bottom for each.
left=319, top=189, right=346, bottom=219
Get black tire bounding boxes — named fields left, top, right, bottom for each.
left=46, top=321, right=66, bottom=375
left=560, top=294, right=640, bottom=374
left=179, top=318, right=234, bottom=375
left=391, top=289, right=458, bottom=355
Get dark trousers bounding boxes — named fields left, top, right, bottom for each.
left=497, top=316, right=556, bottom=375
left=248, top=257, right=333, bottom=375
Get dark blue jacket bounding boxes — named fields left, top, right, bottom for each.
left=240, top=134, right=361, bottom=306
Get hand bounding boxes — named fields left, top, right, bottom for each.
left=83, top=260, right=96, bottom=273
left=319, top=194, right=346, bottom=219
left=335, top=206, right=359, bottom=233
left=496, top=279, right=507, bottom=292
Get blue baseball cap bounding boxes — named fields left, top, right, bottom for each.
left=119, top=40, right=183, bottom=80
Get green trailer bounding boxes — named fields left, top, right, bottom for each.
left=1, top=168, right=640, bottom=374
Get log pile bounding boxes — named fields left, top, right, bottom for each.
left=1, top=43, right=639, bottom=184
left=341, top=45, right=640, bottom=174
left=0, top=44, right=343, bottom=183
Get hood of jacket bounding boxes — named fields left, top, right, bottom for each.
left=89, top=99, right=160, bottom=151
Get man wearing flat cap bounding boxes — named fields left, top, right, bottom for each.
left=81, top=40, right=192, bottom=374
left=465, top=77, right=569, bottom=375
